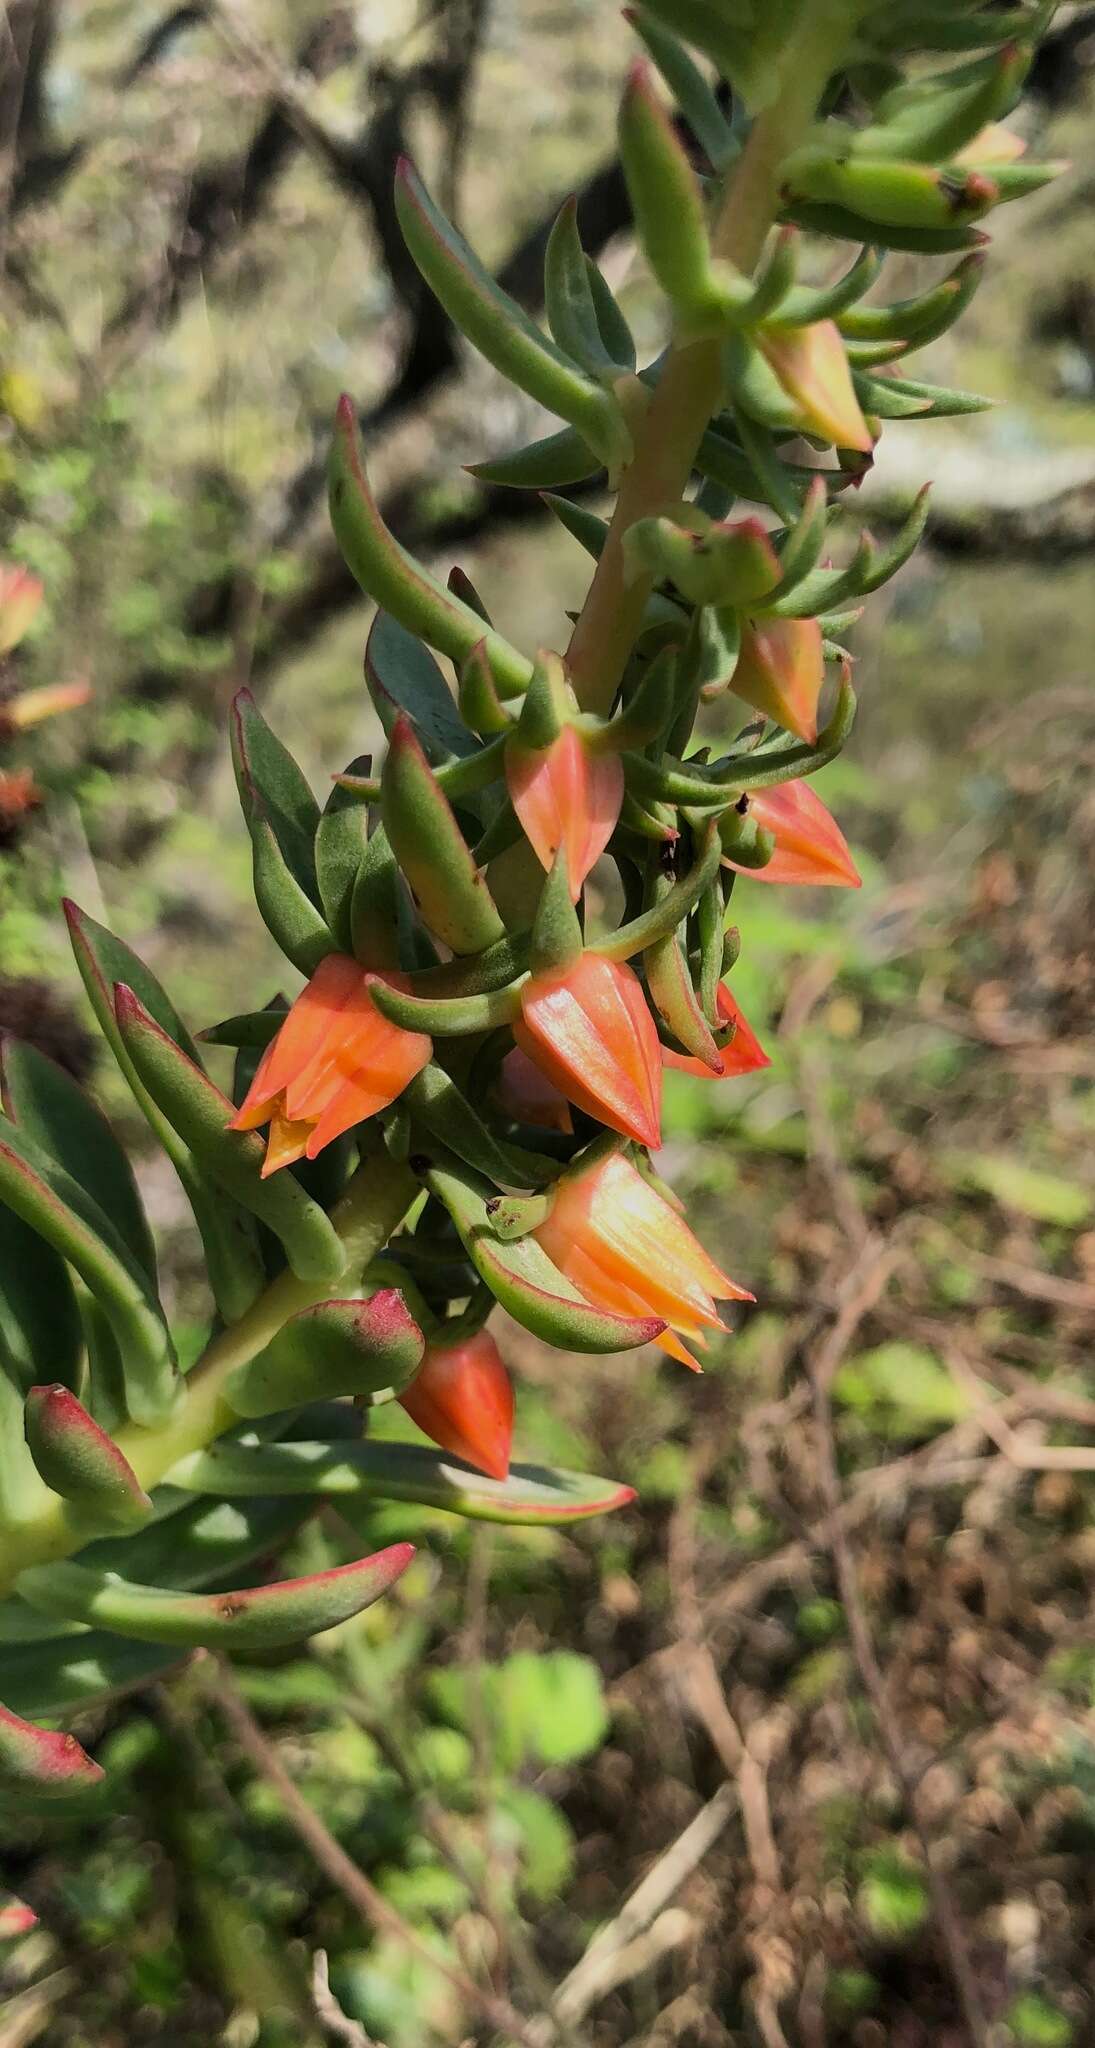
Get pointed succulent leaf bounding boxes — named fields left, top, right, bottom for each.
left=853, top=370, right=991, bottom=419
left=618, top=61, right=734, bottom=338
left=765, top=475, right=830, bottom=605
left=394, top=161, right=629, bottom=472
left=0, top=1634, right=178, bottom=1721
left=545, top=197, right=625, bottom=376
left=113, top=985, right=346, bottom=1288
left=24, top=1384, right=152, bottom=1529
left=63, top=902, right=266, bottom=1324
left=447, top=565, right=492, bottom=621
left=230, top=689, right=321, bottom=899
left=176, top=1436, right=636, bottom=1526
left=370, top=977, right=522, bottom=1037
left=199, top=1007, right=285, bottom=1050
left=854, top=42, right=1030, bottom=162
left=86, top=1492, right=315, bottom=1593
left=635, top=0, right=781, bottom=108
left=0, top=1119, right=177, bottom=1428
left=584, top=259, right=637, bottom=374
left=598, top=822, right=721, bottom=959
left=0, top=1700, right=102, bottom=1798
left=777, top=245, right=882, bottom=326
left=1, top=1038, right=157, bottom=1284
left=16, top=1544, right=415, bottom=1651
left=541, top=493, right=609, bottom=562
left=626, top=6, right=736, bottom=170
left=782, top=151, right=998, bottom=232
left=365, top=612, right=476, bottom=763
left=0, top=1209, right=83, bottom=1396
left=459, top=639, right=515, bottom=736
left=381, top=715, right=505, bottom=954
left=315, top=761, right=371, bottom=953
left=225, top=1290, right=424, bottom=1418
left=247, top=810, right=335, bottom=977
left=645, top=914, right=725, bottom=1071
left=838, top=252, right=983, bottom=345
left=724, top=410, right=804, bottom=524
left=468, top=425, right=602, bottom=490
left=782, top=196, right=987, bottom=256
left=424, top=1158, right=665, bottom=1353
left=330, top=399, right=533, bottom=697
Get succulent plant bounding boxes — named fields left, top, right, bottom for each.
left=0, top=0, right=1057, bottom=1798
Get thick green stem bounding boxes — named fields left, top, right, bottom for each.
left=566, top=2, right=863, bottom=716
left=0, top=1154, right=419, bottom=1592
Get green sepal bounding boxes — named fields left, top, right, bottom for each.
left=423, top=1157, right=665, bottom=1353
left=530, top=853, right=583, bottom=973
left=330, top=399, right=533, bottom=697
left=377, top=933, right=531, bottom=1001
left=782, top=152, right=997, bottom=232
left=15, top=1542, right=414, bottom=1652
left=777, top=245, right=882, bottom=327
left=627, top=7, right=736, bottom=170
left=395, top=161, right=630, bottom=473
left=405, top=1066, right=558, bottom=1191
left=112, top=985, right=347, bottom=1289
left=717, top=806, right=775, bottom=869
left=468, top=425, right=601, bottom=490
left=0, top=1699, right=103, bottom=1799
left=515, top=650, right=572, bottom=749
left=838, top=251, right=983, bottom=345
left=365, top=611, right=475, bottom=765
left=585, top=257, right=637, bottom=374
left=24, top=1383, right=152, bottom=1530
left=315, top=759, right=371, bottom=953
left=0, top=1119, right=177, bottom=1429
left=230, top=688, right=321, bottom=901
left=459, top=640, right=515, bottom=736
left=545, top=197, right=628, bottom=378
left=723, top=331, right=804, bottom=434
left=1, top=1039, right=158, bottom=1286
left=168, top=1436, right=636, bottom=1527
left=225, top=1290, right=424, bottom=1418
left=381, top=715, right=505, bottom=954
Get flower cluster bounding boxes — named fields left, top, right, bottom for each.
left=0, top=0, right=1055, bottom=1793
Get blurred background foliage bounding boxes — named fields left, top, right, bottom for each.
left=3, top=2, right=1095, bottom=2043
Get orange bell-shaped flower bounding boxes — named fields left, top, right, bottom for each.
left=732, top=615, right=824, bottom=744
left=515, top=951, right=663, bottom=1149
left=724, top=780, right=860, bottom=888
left=758, top=319, right=874, bottom=454
left=535, top=1149, right=752, bottom=1367
left=399, top=1328, right=514, bottom=1480
left=230, top=952, right=431, bottom=1173
left=662, top=983, right=770, bottom=1079
left=506, top=725, right=623, bottom=902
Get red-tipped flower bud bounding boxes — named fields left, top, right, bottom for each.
left=399, top=1328, right=514, bottom=1480
left=732, top=615, right=825, bottom=743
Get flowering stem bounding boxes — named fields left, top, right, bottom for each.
left=0, top=1154, right=419, bottom=1592
left=566, top=1, right=866, bottom=717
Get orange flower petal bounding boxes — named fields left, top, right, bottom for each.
left=516, top=953, right=662, bottom=1149
left=759, top=319, right=874, bottom=454
left=506, top=727, right=624, bottom=900
left=726, top=780, right=860, bottom=888
left=493, top=1047, right=574, bottom=1132
left=732, top=616, right=824, bottom=744
left=663, top=984, right=771, bottom=1079
left=260, top=1109, right=312, bottom=1177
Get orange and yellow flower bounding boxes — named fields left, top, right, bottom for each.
left=506, top=725, right=623, bottom=902
left=515, top=951, right=662, bottom=1149
left=534, top=1148, right=752, bottom=1367
left=231, top=952, right=431, bottom=1174
left=399, top=1328, right=514, bottom=1479
left=725, top=779, right=860, bottom=888
left=662, top=983, right=770, bottom=1079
